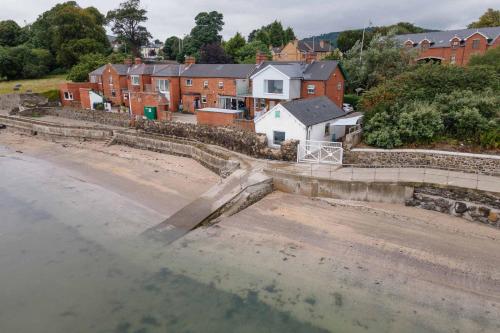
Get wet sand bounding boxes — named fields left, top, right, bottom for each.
left=1, top=131, right=499, bottom=332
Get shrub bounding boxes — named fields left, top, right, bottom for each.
left=397, top=102, right=443, bottom=144
left=40, top=89, right=61, bottom=102
left=344, top=94, right=360, bottom=108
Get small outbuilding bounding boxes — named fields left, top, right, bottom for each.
left=255, top=96, right=361, bottom=148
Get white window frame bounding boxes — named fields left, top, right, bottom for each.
left=218, top=81, right=224, bottom=89
left=450, top=55, right=456, bottom=64
left=157, top=79, right=169, bottom=93
left=203, top=80, right=209, bottom=88
left=186, top=79, right=193, bottom=87
left=201, top=95, right=207, bottom=104
left=108, top=76, right=113, bottom=84
left=63, top=91, right=73, bottom=100
left=307, top=84, right=315, bottom=95
left=337, top=82, right=342, bottom=91
left=131, top=75, right=140, bottom=86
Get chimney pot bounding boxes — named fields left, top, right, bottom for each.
left=255, top=51, right=268, bottom=65
left=305, top=51, right=317, bottom=64
left=185, top=56, right=196, bottom=66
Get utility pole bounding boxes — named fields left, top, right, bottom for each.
left=360, top=20, right=372, bottom=63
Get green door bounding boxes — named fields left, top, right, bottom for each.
left=144, top=106, right=157, bottom=120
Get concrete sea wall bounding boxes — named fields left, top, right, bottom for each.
left=344, top=148, right=500, bottom=175
left=0, top=115, right=113, bottom=140
left=113, top=131, right=240, bottom=177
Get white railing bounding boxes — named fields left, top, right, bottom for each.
left=298, top=140, right=343, bottom=165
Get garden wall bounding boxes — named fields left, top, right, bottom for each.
left=135, top=119, right=298, bottom=161
left=44, top=107, right=131, bottom=127
left=344, top=148, right=500, bottom=175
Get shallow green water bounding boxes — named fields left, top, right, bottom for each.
left=0, top=147, right=328, bottom=333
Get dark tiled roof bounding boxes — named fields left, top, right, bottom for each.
left=112, top=64, right=132, bottom=75
left=89, top=65, right=106, bottom=76
left=394, top=27, right=500, bottom=48
left=251, top=60, right=343, bottom=81
left=180, top=64, right=256, bottom=78
left=282, top=96, right=346, bottom=126
left=128, top=63, right=155, bottom=75
left=152, top=64, right=184, bottom=76
left=298, top=39, right=333, bottom=52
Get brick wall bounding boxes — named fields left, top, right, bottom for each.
left=196, top=110, right=241, bottom=126
left=101, top=65, right=128, bottom=106
left=59, top=82, right=97, bottom=107
left=129, top=92, right=171, bottom=121
left=181, top=77, right=238, bottom=109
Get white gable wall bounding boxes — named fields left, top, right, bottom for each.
left=255, top=104, right=307, bottom=148
left=251, top=66, right=301, bottom=100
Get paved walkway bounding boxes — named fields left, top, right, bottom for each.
left=266, top=163, right=500, bottom=193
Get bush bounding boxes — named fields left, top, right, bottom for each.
left=344, top=94, right=360, bottom=108
left=40, top=89, right=61, bottom=102
left=93, top=102, right=104, bottom=110
left=66, top=53, right=107, bottom=82
left=0, top=46, right=52, bottom=80
left=397, top=102, right=443, bottom=144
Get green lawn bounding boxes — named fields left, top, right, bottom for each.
left=0, top=74, right=68, bottom=95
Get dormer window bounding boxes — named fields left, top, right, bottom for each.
left=451, top=38, right=460, bottom=49
left=404, top=41, right=414, bottom=49
left=131, top=75, right=140, bottom=86
left=421, top=40, right=430, bottom=49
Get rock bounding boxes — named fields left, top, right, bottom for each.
left=454, top=202, right=468, bottom=214
left=488, top=211, right=498, bottom=223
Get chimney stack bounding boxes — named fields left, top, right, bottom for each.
left=124, top=58, right=132, bottom=66
left=305, top=51, right=317, bottom=64
left=255, top=51, right=268, bottom=65
left=134, top=57, right=142, bottom=65
left=185, top=55, right=196, bottom=66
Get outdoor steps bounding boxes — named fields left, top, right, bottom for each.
left=143, top=169, right=273, bottom=244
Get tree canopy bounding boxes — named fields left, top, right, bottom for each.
left=248, top=21, right=295, bottom=47
left=468, top=8, right=500, bottom=28
left=29, top=1, right=109, bottom=69
left=224, top=32, right=246, bottom=61
left=106, top=0, right=151, bottom=56
left=163, top=36, right=181, bottom=61
left=0, top=20, right=23, bottom=47
left=199, top=43, right=232, bottom=64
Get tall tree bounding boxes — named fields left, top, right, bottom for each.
left=337, top=29, right=372, bottom=53
left=235, top=41, right=271, bottom=64
left=0, top=20, right=22, bottom=47
left=30, top=1, right=109, bottom=68
left=106, top=0, right=152, bottom=56
left=163, top=36, right=181, bottom=60
left=199, top=43, right=232, bottom=64
left=187, top=11, right=224, bottom=54
left=468, top=8, right=500, bottom=28
left=224, top=32, right=246, bottom=62
left=284, top=27, right=296, bottom=44
left=248, top=21, right=295, bottom=47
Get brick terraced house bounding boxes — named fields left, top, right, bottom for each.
left=272, top=39, right=336, bottom=61
left=60, top=52, right=347, bottom=127
left=395, top=27, right=500, bottom=66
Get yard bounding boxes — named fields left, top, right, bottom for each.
left=0, top=74, right=67, bottom=95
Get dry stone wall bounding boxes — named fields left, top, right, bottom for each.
left=344, top=148, right=500, bottom=175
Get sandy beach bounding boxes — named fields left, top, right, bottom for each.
left=1, top=130, right=499, bottom=333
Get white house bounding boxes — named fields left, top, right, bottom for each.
left=250, top=63, right=302, bottom=106
left=255, top=96, right=362, bottom=148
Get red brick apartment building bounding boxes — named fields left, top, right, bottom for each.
left=60, top=52, right=347, bottom=125
left=395, top=27, right=500, bottom=66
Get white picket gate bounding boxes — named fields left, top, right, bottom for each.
left=297, top=140, right=343, bottom=165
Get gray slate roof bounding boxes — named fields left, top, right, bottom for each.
left=394, top=27, right=500, bottom=48
left=252, top=60, right=343, bottom=81
left=112, top=64, right=132, bottom=75
left=89, top=65, right=106, bottom=76
left=180, top=64, right=256, bottom=78
left=152, top=64, right=184, bottom=76
left=298, top=39, right=333, bottom=52
left=282, top=96, right=346, bottom=126
left=128, top=63, right=155, bottom=75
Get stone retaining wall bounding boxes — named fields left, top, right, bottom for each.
left=135, top=119, right=299, bottom=161
left=113, top=132, right=239, bottom=177
left=406, top=185, right=499, bottom=227
left=44, top=107, right=131, bottom=128
left=0, top=115, right=113, bottom=140
left=344, top=148, right=500, bottom=175
left=0, top=93, right=49, bottom=113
